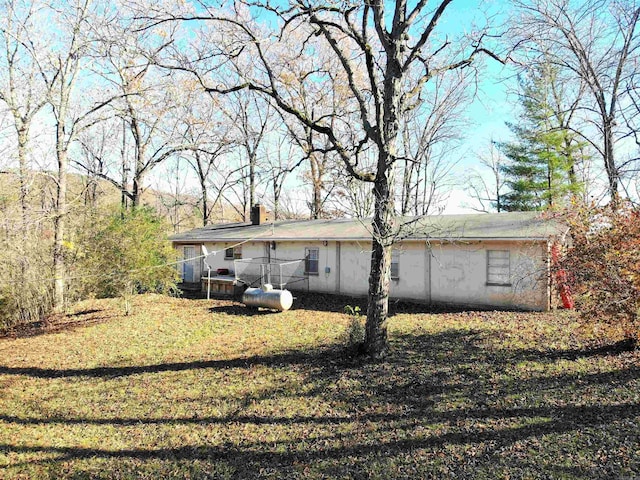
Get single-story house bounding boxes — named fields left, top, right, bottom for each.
left=170, top=204, right=565, bottom=311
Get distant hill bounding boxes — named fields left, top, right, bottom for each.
left=0, top=169, right=244, bottom=235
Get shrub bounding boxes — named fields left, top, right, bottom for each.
left=557, top=201, right=640, bottom=342
left=0, top=243, right=52, bottom=330
left=0, top=238, right=53, bottom=330
left=75, top=207, right=179, bottom=314
left=342, top=305, right=365, bottom=348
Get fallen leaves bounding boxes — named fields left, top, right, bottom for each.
left=0, top=293, right=638, bottom=479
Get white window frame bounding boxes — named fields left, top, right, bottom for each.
left=390, top=249, right=400, bottom=280
left=486, top=250, right=511, bottom=286
left=305, top=247, right=319, bottom=275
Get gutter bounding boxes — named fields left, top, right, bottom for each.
left=171, top=236, right=554, bottom=244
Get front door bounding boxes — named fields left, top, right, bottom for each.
left=182, top=246, right=197, bottom=282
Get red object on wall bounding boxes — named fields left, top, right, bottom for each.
left=551, top=242, right=574, bottom=309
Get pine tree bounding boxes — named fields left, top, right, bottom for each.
left=498, top=63, right=584, bottom=211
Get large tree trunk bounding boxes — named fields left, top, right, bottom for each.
left=16, top=125, right=30, bottom=284
left=201, top=181, right=209, bottom=226
left=52, top=146, right=67, bottom=312
left=132, top=177, right=141, bottom=208
left=192, top=152, right=209, bottom=226
left=121, top=118, right=129, bottom=211
left=364, top=50, right=402, bottom=357
left=132, top=167, right=146, bottom=209
left=249, top=152, right=256, bottom=211
left=17, top=127, right=29, bottom=224
left=365, top=168, right=395, bottom=357
left=273, top=179, right=281, bottom=220
left=309, top=152, right=323, bottom=219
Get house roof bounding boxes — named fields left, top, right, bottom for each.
left=170, top=211, right=565, bottom=243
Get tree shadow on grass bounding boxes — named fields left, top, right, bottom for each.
left=2, top=314, right=115, bottom=339
left=515, top=338, right=637, bottom=361
left=3, top=329, right=640, bottom=478
left=0, top=345, right=342, bottom=379
left=2, top=399, right=638, bottom=430
left=208, top=303, right=285, bottom=317
left=68, top=309, right=102, bottom=317
left=3, top=400, right=639, bottom=478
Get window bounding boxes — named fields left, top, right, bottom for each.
left=305, top=247, right=319, bottom=275
left=487, top=250, right=510, bottom=285
left=225, top=246, right=242, bottom=260
left=390, top=250, right=400, bottom=279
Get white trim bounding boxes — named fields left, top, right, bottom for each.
left=174, top=237, right=552, bottom=244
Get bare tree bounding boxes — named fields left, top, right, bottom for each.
left=623, top=59, right=640, bottom=184
left=285, top=119, right=337, bottom=219
left=271, top=48, right=345, bottom=219
left=0, top=0, right=48, bottom=225
left=465, top=140, right=506, bottom=213
left=263, top=124, right=304, bottom=220
left=154, top=156, right=194, bottom=233
left=72, top=15, right=191, bottom=210
left=332, top=170, right=375, bottom=219
left=220, top=90, right=272, bottom=221
left=511, top=0, right=640, bottom=200
left=76, top=120, right=119, bottom=209
left=40, top=0, right=116, bottom=311
left=398, top=71, right=469, bottom=216
left=141, top=0, right=500, bottom=356
left=176, top=92, right=237, bottom=226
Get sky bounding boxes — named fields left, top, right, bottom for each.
left=169, top=0, right=521, bottom=216
left=445, top=60, right=518, bottom=214
left=431, top=0, right=519, bottom=213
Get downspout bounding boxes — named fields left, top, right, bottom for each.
left=429, top=248, right=432, bottom=304
left=336, top=241, right=341, bottom=294
left=425, top=240, right=432, bottom=304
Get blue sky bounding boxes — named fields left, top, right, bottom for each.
left=435, top=0, right=519, bottom=212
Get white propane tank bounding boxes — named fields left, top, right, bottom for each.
left=242, top=284, right=293, bottom=311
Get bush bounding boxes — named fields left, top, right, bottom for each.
left=557, top=201, right=640, bottom=342
left=0, top=224, right=53, bottom=331
left=74, top=207, right=179, bottom=314
left=342, top=305, right=365, bottom=348
left=0, top=239, right=53, bottom=330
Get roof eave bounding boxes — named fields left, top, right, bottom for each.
left=171, top=236, right=554, bottom=243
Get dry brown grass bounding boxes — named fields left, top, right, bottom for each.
left=0, top=293, right=638, bottom=479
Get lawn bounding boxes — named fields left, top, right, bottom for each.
left=1, top=293, right=638, bottom=479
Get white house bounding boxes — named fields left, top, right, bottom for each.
left=170, top=205, right=565, bottom=311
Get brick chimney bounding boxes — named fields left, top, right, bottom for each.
left=250, top=203, right=268, bottom=225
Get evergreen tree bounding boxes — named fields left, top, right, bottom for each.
left=498, top=63, right=584, bottom=211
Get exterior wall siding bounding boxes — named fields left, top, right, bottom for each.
left=174, top=238, right=549, bottom=311
left=337, top=241, right=371, bottom=296
left=388, top=242, right=429, bottom=302
left=269, top=241, right=337, bottom=293
left=429, top=240, right=548, bottom=311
